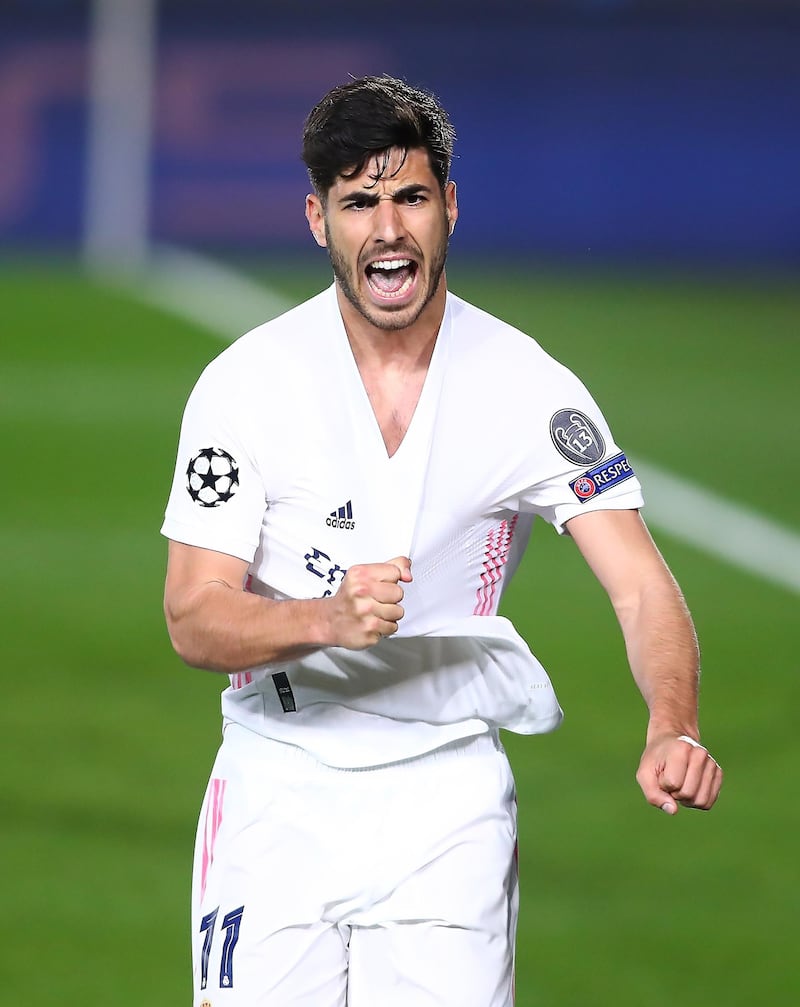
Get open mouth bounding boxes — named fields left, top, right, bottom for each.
left=365, top=258, right=418, bottom=301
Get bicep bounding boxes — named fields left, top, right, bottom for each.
left=164, top=540, right=250, bottom=617
left=566, top=509, right=676, bottom=608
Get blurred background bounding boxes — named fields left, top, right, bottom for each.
left=2, top=1, right=798, bottom=1004
left=3, top=0, right=800, bottom=265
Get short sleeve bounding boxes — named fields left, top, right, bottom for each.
left=517, top=382, right=644, bottom=535
left=160, top=360, right=268, bottom=562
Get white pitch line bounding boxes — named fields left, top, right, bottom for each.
left=118, top=244, right=293, bottom=340
left=633, top=461, right=800, bottom=594
left=109, top=247, right=800, bottom=595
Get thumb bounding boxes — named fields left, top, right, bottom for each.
left=637, top=768, right=679, bottom=816
left=656, top=792, right=679, bottom=816
left=385, top=555, right=413, bottom=583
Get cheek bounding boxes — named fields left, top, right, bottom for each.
left=326, top=222, right=362, bottom=261
left=423, top=217, right=451, bottom=256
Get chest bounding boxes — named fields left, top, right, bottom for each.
left=359, top=368, right=429, bottom=458
left=246, top=313, right=540, bottom=596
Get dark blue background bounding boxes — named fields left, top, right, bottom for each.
left=1, top=0, right=798, bottom=265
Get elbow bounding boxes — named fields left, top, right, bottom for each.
left=167, top=630, right=201, bottom=670
left=164, top=606, right=202, bottom=669
left=163, top=596, right=221, bottom=672
left=166, top=623, right=231, bottom=674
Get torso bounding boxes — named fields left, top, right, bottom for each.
left=165, top=284, right=639, bottom=628
left=340, top=289, right=440, bottom=459
left=360, top=367, right=430, bottom=457
left=162, top=284, right=641, bottom=764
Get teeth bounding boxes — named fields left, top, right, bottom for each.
left=370, top=258, right=411, bottom=270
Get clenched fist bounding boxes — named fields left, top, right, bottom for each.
left=637, top=734, right=723, bottom=815
left=325, top=556, right=413, bottom=650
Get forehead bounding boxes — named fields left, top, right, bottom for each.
left=334, top=146, right=438, bottom=194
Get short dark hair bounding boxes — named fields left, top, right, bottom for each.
left=302, top=75, right=456, bottom=199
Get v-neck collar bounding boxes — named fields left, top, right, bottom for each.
left=329, top=285, right=452, bottom=466
left=327, top=285, right=452, bottom=557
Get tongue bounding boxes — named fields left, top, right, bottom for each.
left=370, top=266, right=411, bottom=294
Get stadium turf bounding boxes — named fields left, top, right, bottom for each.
left=1, top=259, right=797, bottom=1005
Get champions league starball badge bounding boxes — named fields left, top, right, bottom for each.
left=549, top=408, right=606, bottom=465
left=186, top=446, right=239, bottom=507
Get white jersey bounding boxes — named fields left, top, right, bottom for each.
left=161, top=284, right=644, bottom=767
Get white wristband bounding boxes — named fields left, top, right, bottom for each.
left=677, top=734, right=704, bottom=749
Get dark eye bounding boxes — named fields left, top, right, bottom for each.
left=346, top=196, right=371, bottom=211
left=405, top=191, right=425, bottom=205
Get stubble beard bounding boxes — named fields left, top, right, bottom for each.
left=325, top=218, right=450, bottom=332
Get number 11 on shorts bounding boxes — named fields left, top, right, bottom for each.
left=199, top=905, right=245, bottom=990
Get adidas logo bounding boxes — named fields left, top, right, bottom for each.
left=326, top=500, right=355, bottom=530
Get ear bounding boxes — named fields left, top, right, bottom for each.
left=305, top=194, right=328, bottom=247
left=445, top=180, right=458, bottom=236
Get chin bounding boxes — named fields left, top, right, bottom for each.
left=364, top=297, right=429, bottom=331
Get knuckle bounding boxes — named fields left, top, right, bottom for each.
left=360, top=594, right=378, bottom=613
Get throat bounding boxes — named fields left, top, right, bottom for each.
left=346, top=324, right=438, bottom=459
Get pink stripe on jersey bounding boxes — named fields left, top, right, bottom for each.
left=200, top=777, right=227, bottom=900
left=473, top=516, right=519, bottom=616
left=230, top=671, right=254, bottom=690
left=230, top=579, right=256, bottom=690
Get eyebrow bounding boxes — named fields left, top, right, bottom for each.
left=337, top=183, right=434, bottom=207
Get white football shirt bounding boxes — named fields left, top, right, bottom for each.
left=162, top=285, right=644, bottom=767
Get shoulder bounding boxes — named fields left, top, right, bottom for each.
left=216, top=286, right=334, bottom=365
left=446, top=291, right=586, bottom=394
left=196, top=286, right=338, bottom=391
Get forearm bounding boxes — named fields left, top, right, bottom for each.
left=568, top=511, right=720, bottom=812
left=164, top=543, right=411, bottom=673
left=165, top=579, right=332, bottom=674
left=614, top=572, right=701, bottom=743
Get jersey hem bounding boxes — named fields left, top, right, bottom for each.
left=553, top=488, right=645, bottom=535
left=160, top=518, right=257, bottom=563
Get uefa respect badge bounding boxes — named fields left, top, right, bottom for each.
left=569, top=452, right=636, bottom=502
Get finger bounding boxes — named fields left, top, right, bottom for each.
left=364, top=561, right=407, bottom=585
left=342, top=564, right=404, bottom=597
left=636, top=764, right=681, bottom=815
left=371, top=582, right=405, bottom=605
left=662, top=746, right=708, bottom=804
left=702, top=757, right=724, bottom=809
left=680, top=754, right=723, bottom=810
left=670, top=749, right=721, bottom=809
left=384, top=555, right=413, bottom=583
left=364, top=605, right=405, bottom=643
left=375, top=601, right=405, bottom=625
left=376, top=616, right=402, bottom=638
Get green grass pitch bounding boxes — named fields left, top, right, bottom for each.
left=1, top=258, right=797, bottom=1004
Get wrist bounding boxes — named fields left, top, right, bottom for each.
left=646, top=720, right=700, bottom=746
left=302, top=596, right=336, bottom=649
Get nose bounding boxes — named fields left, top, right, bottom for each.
left=372, top=196, right=404, bottom=243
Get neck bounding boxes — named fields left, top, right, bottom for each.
left=336, top=279, right=447, bottom=368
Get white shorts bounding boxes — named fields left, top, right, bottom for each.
left=191, top=724, right=519, bottom=1007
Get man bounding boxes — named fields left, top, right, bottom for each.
left=162, top=75, right=722, bottom=1007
